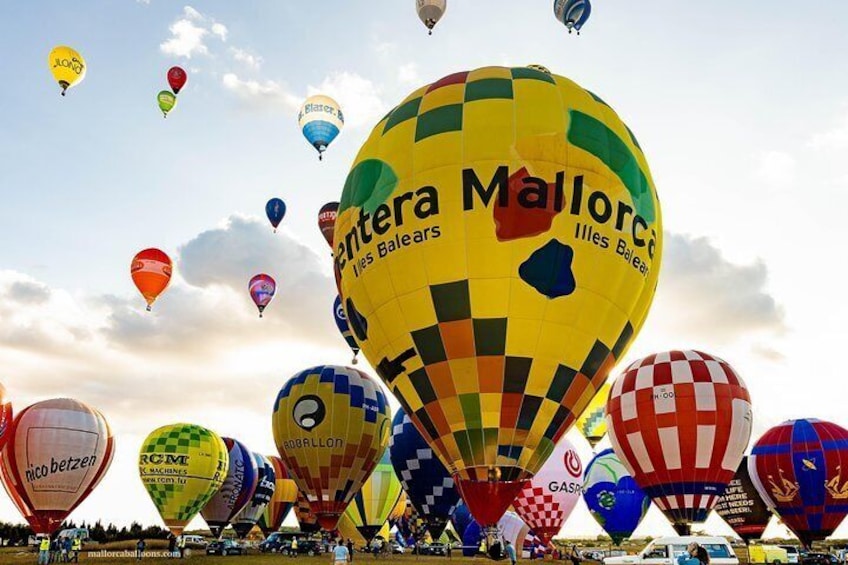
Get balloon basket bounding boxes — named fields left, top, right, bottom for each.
left=146, top=305, right=152, bottom=312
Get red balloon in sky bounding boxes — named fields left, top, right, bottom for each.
left=0, top=383, right=12, bottom=451
left=0, top=398, right=115, bottom=534
left=168, top=66, right=187, bottom=94
left=318, top=202, right=339, bottom=249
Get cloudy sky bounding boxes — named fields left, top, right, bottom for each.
left=1, top=0, right=847, bottom=540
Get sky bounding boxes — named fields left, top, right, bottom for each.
left=1, top=0, right=847, bottom=541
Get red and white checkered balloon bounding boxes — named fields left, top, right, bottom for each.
left=606, top=350, right=752, bottom=534
left=512, top=437, right=582, bottom=545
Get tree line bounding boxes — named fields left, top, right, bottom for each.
left=0, top=520, right=170, bottom=546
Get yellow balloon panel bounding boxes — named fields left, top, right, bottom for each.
left=343, top=450, right=402, bottom=542
left=138, top=423, right=228, bottom=536
left=335, top=66, right=662, bottom=485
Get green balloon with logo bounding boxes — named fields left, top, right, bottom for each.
left=157, top=90, right=177, bottom=118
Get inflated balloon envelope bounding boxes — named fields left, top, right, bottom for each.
left=333, top=65, right=663, bottom=526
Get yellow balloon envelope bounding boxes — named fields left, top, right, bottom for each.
left=48, top=46, right=86, bottom=96
left=388, top=490, right=407, bottom=522
left=138, top=423, right=228, bottom=536
left=272, top=365, right=391, bottom=531
left=576, top=382, right=610, bottom=449
left=333, top=65, right=662, bottom=525
left=343, top=449, right=402, bottom=543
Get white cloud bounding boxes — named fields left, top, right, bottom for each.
left=398, top=62, right=420, bottom=85
left=221, top=73, right=301, bottom=111
left=159, top=5, right=227, bottom=59
left=754, top=150, right=796, bottom=188
left=808, top=111, right=848, bottom=151
left=308, top=71, right=386, bottom=129
left=211, top=22, right=228, bottom=41
left=229, top=47, right=263, bottom=70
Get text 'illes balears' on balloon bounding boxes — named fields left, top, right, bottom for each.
left=334, top=295, right=361, bottom=364
left=319, top=202, right=340, bottom=249
left=258, top=455, right=299, bottom=536
left=333, top=65, right=662, bottom=526
left=131, top=248, right=172, bottom=311
left=272, top=365, right=390, bottom=531
left=168, top=66, right=187, bottom=94
left=713, top=455, right=772, bottom=544
left=200, top=437, right=258, bottom=538
left=513, top=437, right=582, bottom=546
left=576, top=382, right=610, bottom=450
left=299, top=95, right=343, bottom=160
left=749, top=418, right=848, bottom=548
left=232, top=453, right=276, bottom=539
left=158, top=90, right=177, bottom=118
left=49, top=46, right=86, bottom=96
left=583, top=448, right=650, bottom=545
left=266, top=197, right=287, bottom=232
left=139, top=423, right=228, bottom=536
left=390, top=406, right=459, bottom=539
left=0, top=383, right=12, bottom=451
left=0, top=399, right=114, bottom=534
left=416, top=0, right=446, bottom=35
left=554, top=0, right=591, bottom=34
left=343, top=449, right=402, bottom=543
left=249, top=274, right=277, bottom=318
left=606, top=350, right=753, bottom=535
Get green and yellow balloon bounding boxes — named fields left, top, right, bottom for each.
left=158, top=90, right=177, bottom=118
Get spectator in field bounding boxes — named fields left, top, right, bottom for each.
left=334, top=538, right=351, bottom=564
left=38, top=536, right=51, bottom=565
left=136, top=538, right=146, bottom=560
left=505, top=541, right=517, bottom=565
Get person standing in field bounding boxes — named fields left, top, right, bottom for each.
left=333, top=538, right=351, bottom=564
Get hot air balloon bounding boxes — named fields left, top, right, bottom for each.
left=334, top=296, right=361, bottom=364
left=713, top=456, right=772, bottom=544
left=343, top=449, right=402, bottom=543
left=266, top=198, right=287, bottom=232
left=295, top=490, right=321, bottom=534
left=513, top=437, right=582, bottom=546
left=200, top=438, right=259, bottom=538
left=0, top=399, right=114, bottom=534
left=389, top=406, right=460, bottom=539
left=249, top=274, right=276, bottom=317
left=582, top=448, right=650, bottom=545
left=388, top=490, right=408, bottom=524
left=334, top=65, right=662, bottom=527
left=748, top=419, right=848, bottom=548
left=451, top=502, right=472, bottom=541
left=272, top=365, right=390, bottom=531
left=606, top=350, right=752, bottom=535
left=131, top=248, right=172, bottom=311
left=48, top=46, right=86, bottom=96
left=298, top=95, right=343, bottom=160
left=554, top=0, right=592, bottom=34
left=416, top=0, right=446, bottom=35
left=139, top=423, right=227, bottom=536
left=576, top=383, right=610, bottom=450
left=232, top=453, right=276, bottom=539
left=319, top=202, right=339, bottom=249
left=397, top=496, right=423, bottom=538
left=462, top=512, right=533, bottom=558
left=158, top=90, right=177, bottom=118
left=0, top=383, right=12, bottom=451
left=258, top=456, right=299, bottom=536
left=168, top=66, right=187, bottom=94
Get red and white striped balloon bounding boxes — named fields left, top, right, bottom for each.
left=606, top=350, right=752, bottom=534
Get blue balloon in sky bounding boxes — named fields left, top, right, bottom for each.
left=298, top=95, right=344, bottom=160
left=582, top=448, right=650, bottom=545
left=554, top=0, right=592, bottom=33
left=333, top=295, right=360, bottom=364
left=265, top=198, right=286, bottom=231
left=390, top=406, right=460, bottom=540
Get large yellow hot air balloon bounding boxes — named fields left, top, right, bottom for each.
left=343, top=449, right=402, bottom=543
left=48, top=46, right=86, bottom=96
left=272, top=365, right=391, bottom=531
left=575, top=382, right=610, bottom=449
left=138, top=423, right=228, bottom=536
left=334, top=65, right=662, bottom=526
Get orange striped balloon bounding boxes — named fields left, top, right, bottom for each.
left=131, top=248, right=172, bottom=311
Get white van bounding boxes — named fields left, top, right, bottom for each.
left=604, top=537, right=739, bottom=565
left=179, top=535, right=207, bottom=548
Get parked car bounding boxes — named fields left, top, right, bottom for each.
left=281, top=540, right=323, bottom=556
left=780, top=546, right=802, bottom=565
left=259, top=532, right=286, bottom=553
left=180, top=535, right=208, bottom=549
left=749, top=545, right=789, bottom=564
left=802, top=554, right=839, bottom=565
left=604, top=537, right=739, bottom=565
left=413, top=542, right=447, bottom=556
left=206, top=539, right=243, bottom=556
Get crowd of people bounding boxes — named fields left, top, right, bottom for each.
left=36, top=536, right=81, bottom=564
